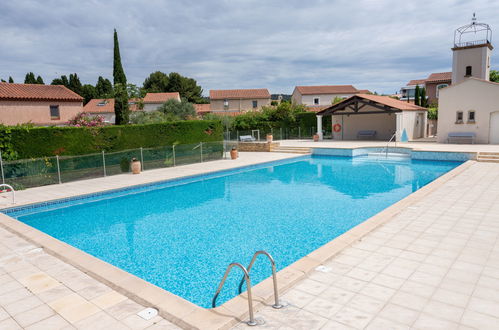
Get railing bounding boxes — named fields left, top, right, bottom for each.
left=0, top=141, right=224, bottom=190
left=238, top=250, right=284, bottom=309
left=212, top=263, right=257, bottom=326
left=0, top=184, right=15, bottom=204
left=384, top=133, right=397, bottom=158
left=454, top=39, right=490, bottom=48
left=225, top=126, right=319, bottom=141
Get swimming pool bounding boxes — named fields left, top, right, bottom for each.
left=3, top=155, right=461, bottom=308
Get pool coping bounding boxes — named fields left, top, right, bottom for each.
left=0, top=157, right=474, bottom=330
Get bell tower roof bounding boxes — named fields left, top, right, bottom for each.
left=453, top=13, right=492, bottom=49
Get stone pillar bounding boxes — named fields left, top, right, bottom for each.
left=316, top=115, right=323, bottom=140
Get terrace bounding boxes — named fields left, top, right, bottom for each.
left=1, top=144, right=499, bottom=329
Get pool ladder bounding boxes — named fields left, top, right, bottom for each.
left=211, top=250, right=284, bottom=326
left=0, top=184, right=15, bottom=204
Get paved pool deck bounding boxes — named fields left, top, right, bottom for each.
left=0, top=150, right=498, bottom=329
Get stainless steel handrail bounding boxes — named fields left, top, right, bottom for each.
left=384, top=133, right=397, bottom=158
left=0, top=184, right=15, bottom=204
left=238, top=250, right=283, bottom=309
left=212, top=263, right=257, bottom=326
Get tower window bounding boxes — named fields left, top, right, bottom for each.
left=468, top=111, right=476, bottom=123
left=456, top=111, right=463, bottom=124
left=465, top=66, right=472, bottom=76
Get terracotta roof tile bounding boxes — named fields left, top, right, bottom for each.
left=0, top=83, right=83, bottom=101
left=143, top=92, right=180, bottom=103
left=426, top=72, right=452, bottom=83
left=355, top=89, right=371, bottom=94
left=209, top=89, right=270, bottom=100
left=83, top=98, right=141, bottom=113
left=317, top=94, right=426, bottom=114
left=295, top=85, right=358, bottom=95
left=406, top=79, right=427, bottom=86
left=193, top=104, right=210, bottom=113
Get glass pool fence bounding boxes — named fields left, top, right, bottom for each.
left=224, top=126, right=321, bottom=141
left=0, top=141, right=230, bottom=190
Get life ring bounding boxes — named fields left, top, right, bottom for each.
left=333, top=124, right=342, bottom=133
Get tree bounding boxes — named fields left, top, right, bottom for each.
left=81, top=84, right=96, bottom=104
left=36, top=76, right=44, bottom=84
left=420, top=87, right=427, bottom=107
left=414, top=85, right=420, bottom=106
left=114, top=83, right=130, bottom=125
left=68, top=73, right=83, bottom=95
left=8, top=77, right=14, bottom=83
left=157, top=99, right=196, bottom=120
left=130, top=111, right=175, bottom=124
left=95, top=76, right=113, bottom=97
left=142, top=71, right=169, bottom=93
left=142, top=71, right=204, bottom=103
left=0, top=79, right=5, bottom=82
left=24, top=72, right=37, bottom=84
left=490, top=70, right=499, bottom=83
left=113, top=29, right=127, bottom=85
left=51, top=75, right=70, bottom=87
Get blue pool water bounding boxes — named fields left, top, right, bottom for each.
left=4, top=155, right=461, bottom=308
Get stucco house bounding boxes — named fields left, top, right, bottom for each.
left=0, top=83, right=83, bottom=126
left=209, top=89, right=271, bottom=114
left=142, top=92, right=181, bottom=112
left=193, top=103, right=211, bottom=117
left=315, top=94, right=427, bottom=141
left=83, top=98, right=141, bottom=123
left=400, top=72, right=452, bottom=105
left=291, top=85, right=360, bottom=108
left=437, top=17, right=497, bottom=144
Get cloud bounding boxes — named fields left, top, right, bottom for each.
left=1, top=0, right=498, bottom=95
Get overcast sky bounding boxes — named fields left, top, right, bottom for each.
left=1, top=0, right=498, bottom=95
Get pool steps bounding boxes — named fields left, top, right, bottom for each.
left=477, top=152, right=499, bottom=163
left=272, top=146, right=311, bottom=154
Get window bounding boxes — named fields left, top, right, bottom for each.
left=468, top=111, right=476, bottom=123
left=97, top=100, right=107, bottom=106
left=313, top=97, right=320, bottom=105
left=252, top=100, right=258, bottom=108
left=465, top=66, right=472, bottom=76
left=50, top=105, right=60, bottom=120
left=436, top=84, right=448, bottom=98
left=456, top=111, right=463, bottom=124
left=223, top=99, right=229, bottom=110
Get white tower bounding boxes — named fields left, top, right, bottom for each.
left=452, top=14, right=493, bottom=85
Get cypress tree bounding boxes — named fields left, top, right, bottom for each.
left=113, top=29, right=127, bottom=85
left=36, top=76, right=44, bottom=84
left=69, top=73, right=83, bottom=95
left=414, top=85, right=420, bottom=106
left=8, top=76, right=14, bottom=83
left=420, top=87, right=427, bottom=107
left=113, top=29, right=129, bottom=124
left=24, top=72, right=37, bottom=84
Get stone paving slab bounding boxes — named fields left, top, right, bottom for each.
left=233, top=161, right=499, bottom=329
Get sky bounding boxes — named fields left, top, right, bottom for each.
left=1, top=0, right=498, bottom=96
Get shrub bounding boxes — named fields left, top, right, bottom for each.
left=0, top=120, right=223, bottom=159
left=68, top=112, right=105, bottom=127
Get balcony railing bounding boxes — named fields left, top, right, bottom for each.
left=454, top=39, right=490, bottom=48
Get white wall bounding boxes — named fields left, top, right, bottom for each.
left=452, top=45, right=491, bottom=84
left=438, top=78, right=499, bottom=144
left=291, top=89, right=357, bottom=105
left=143, top=103, right=162, bottom=112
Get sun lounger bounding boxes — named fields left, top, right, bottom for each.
left=239, top=135, right=256, bottom=142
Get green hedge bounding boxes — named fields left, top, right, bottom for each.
left=1, top=120, right=223, bottom=160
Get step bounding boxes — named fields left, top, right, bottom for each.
left=478, top=152, right=499, bottom=156
left=477, top=157, right=499, bottom=163
left=478, top=155, right=499, bottom=159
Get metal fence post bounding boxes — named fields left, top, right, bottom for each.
left=172, top=145, right=176, bottom=166
left=237, top=130, right=239, bottom=141
left=140, top=147, right=144, bottom=171
left=0, top=151, right=4, bottom=184
left=102, top=151, right=107, bottom=177
left=200, top=142, right=203, bottom=162
left=280, top=128, right=283, bottom=140
left=56, top=155, right=62, bottom=184
left=298, top=127, right=301, bottom=139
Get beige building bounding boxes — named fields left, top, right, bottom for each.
left=142, top=92, right=181, bottom=112
left=316, top=94, right=427, bottom=141
left=437, top=16, right=497, bottom=144
left=291, top=85, right=361, bottom=108
left=209, top=89, right=271, bottom=114
left=438, top=78, right=499, bottom=144
left=83, top=98, right=141, bottom=123
left=0, top=83, right=83, bottom=126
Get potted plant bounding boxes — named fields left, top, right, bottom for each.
left=230, top=146, right=238, bottom=160
left=266, top=134, right=273, bottom=142
left=131, top=157, right=141, bottom=174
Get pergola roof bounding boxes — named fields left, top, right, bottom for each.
left=316, top=94, right=426, bottom=116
